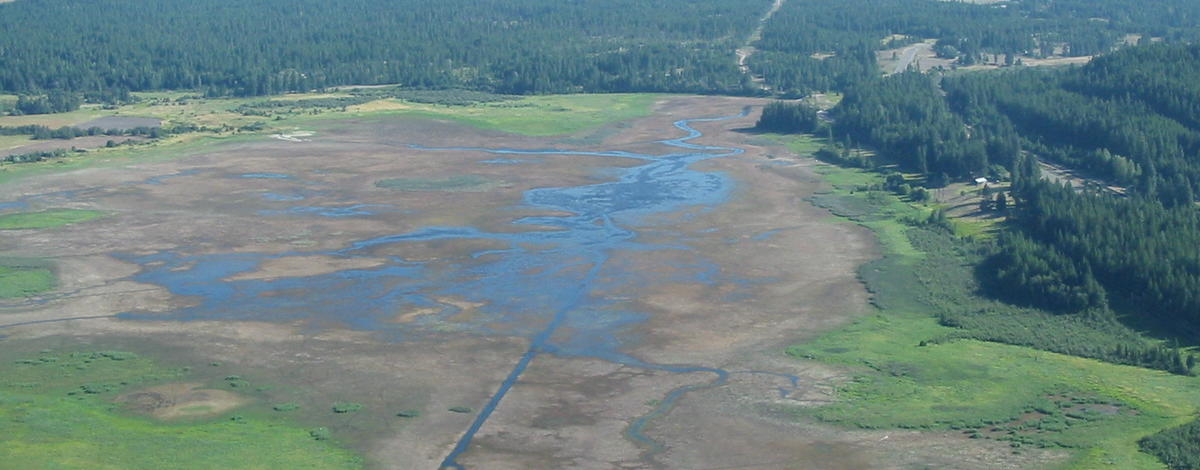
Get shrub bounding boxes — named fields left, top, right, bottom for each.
left=332, top=402, right=363, bottom=414
left=309, top=427, right=331, bottom=441
left=273, top=402, right=300, bottom=412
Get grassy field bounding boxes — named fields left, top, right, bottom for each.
left=0, top=133, right=254, bottom=186
left=0, top=106, right=111, bottom=128
left=0, top=258, right=54, bottom=298
left=0, top=93, right=255, bottom=130
left=772, top=134, right=1200, bottom=470
left=308, top=93, right=663, bottom=136
left=0, top=209, right=106, bottom=230
left=0, top=349, right=363, bottom=470
left=0, top=91, right=659, bottom=137
left=0, top=92, right=661, bottom=187
left=0, top=134, right=32, bottom=151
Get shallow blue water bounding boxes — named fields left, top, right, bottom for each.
left=238, top=172, right=293, bottom=179
left=261, top=192, right=306, bottom=202
left=480, top=158, right=539, bottom=165
left=0, top=201, right=28, bottom=211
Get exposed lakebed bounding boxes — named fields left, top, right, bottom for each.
left=105, top=110, right=816, bottom=467
left=1, top=98, right=897, bottom=469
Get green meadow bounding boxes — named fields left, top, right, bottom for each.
left=293, top=93, right=663, bottom=136
left=0, top=350, right=363, bottom=470
left=0, top=209, right=106, bottom=230
left=0, top=258, right=55, bottom=298
left=771, top=134, right=1200, bottom=470
left=0, top=92, right=661, bottom=186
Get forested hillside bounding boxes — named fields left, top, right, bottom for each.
left=750, top=0, right=1200, bottom=95
left=972, top=45, right=1200, bottom=333
left=5, top=0, right=1200, bottom=99
left=814, top=43, right=1200, bottom=201
left=1000, top=171, right=1200, bottom=333
left=0, top=0, right=767, bottom=96
left=759, top=43, right=1200, bottom=337
left=832, top=72, right=1007, bottom=181
left=944, top=49, right=1200, bottom=206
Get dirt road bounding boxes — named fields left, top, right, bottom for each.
left=736, top=0, right=786, bottom=89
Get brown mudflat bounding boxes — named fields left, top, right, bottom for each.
left=0, top=96, right=1061, bottom=469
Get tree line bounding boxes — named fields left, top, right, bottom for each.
left=14, top=92, right=81, bottom=115
left=0, top=0, right=770, bottom=97
left=1141, top=419, right=1200, bottom=470
left=6, top=0, right=1199, bottom=100
left=0, top=125, right=159, bottom=140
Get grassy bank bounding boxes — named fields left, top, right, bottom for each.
left=294, top=93, right=662, bottom=136
left=0, top=133, right=253, bottom=186
left=0, top=134, right=32, bottom=151
left=0, top=258, right=54, bottom=298
left=0, top=209, right=105, bottom=230
left=0, top=210, right=105, bottom=299
left=0, top=348, right=363, bottom=470
left=772, top=134, right=1200, bottom=470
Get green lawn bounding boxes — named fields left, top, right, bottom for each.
left=770, top=134, right=1200, bottom=470
left=0, top=209, right=106, bottom=230
left=0, top=351, right=363, bottom=470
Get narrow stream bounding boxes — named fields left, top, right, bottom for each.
left=434, top=110, right=760, bottom=469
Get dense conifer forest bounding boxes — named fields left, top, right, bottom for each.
left=0, top=0, right=767, bottom=97
left=5, top=0, right=1199, bottom=99
left=750, top=0, right=1200, bottom=95
left=825, top=45, right=1200, bottom=199
left=758, top=43, right=1200, bottom=342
